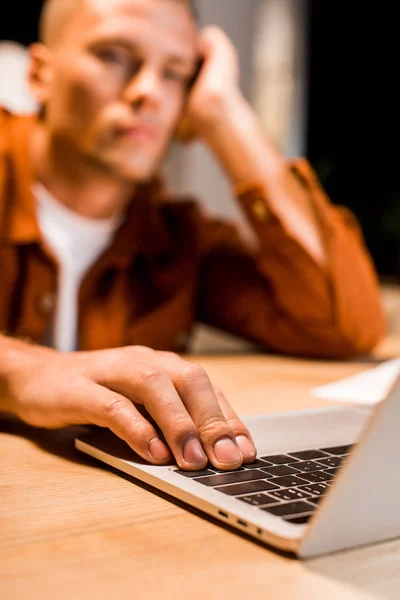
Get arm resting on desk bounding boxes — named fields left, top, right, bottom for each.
left=195, top=166, right=385, bottom=359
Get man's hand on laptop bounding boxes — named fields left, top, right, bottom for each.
left=1, top=340, right=257, bottom=470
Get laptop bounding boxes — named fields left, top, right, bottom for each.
left=74, top=372, right=400, bottom=559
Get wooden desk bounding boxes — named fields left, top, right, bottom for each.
left=1, top=337, right=400, bottom=600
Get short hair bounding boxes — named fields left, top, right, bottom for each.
left=39, top=0, right=198, bottom=46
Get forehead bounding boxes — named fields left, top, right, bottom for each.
left=61, top=0, right=198, bottom=59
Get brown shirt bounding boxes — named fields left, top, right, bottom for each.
left=0, top=108, right=385, bottom=358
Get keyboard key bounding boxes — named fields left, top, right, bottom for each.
left=289, top=449, right=329, bottom=460
left=296, top=471, right=332, bottom=483
left=261, top=501, right=314, bottom=517
left=294, top=461, right=326, bottom=472
left=297, top=483, right=330, bottom=497
left=261, top=454, right=299, bottom=464
left=316, top=456, right=343, bottom=468
left=260, top=465, right=300, bottom=477
left=211, top=467, right=245, bottom=474
left=242, top=459, right=273, bottom=469
left=175, top=469, right=215, bottom=478
left=215, top=480, right=279, bottom=496
left=308, top=496, right=322, bottom=505
left=239, top=493, right=278, bottom=507
left=270, top=475, right=309, bottom=487
left=324, top=468, right=338, bottom=477
left=269, top=488, right=312, bottom=502
left=196, top=470, right=268, bottom=487
left=285, top=515, right=312, bottom=524
left=320, top=444, right=354, bottom=455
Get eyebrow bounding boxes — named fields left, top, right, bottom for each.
left=90, top=36, right=196, bottom=69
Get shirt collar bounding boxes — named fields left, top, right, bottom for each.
left=2, top=112, right=42, bottom=244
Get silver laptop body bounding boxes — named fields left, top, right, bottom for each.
left=75, top=374, right=400, bottom=558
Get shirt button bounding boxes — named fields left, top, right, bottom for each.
left=251, top=199, right=270, bottom=223
left=37, top=293, right=56, bottom=315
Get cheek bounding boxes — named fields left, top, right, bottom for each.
left=162, top=88, right=187, bottom=134
left=49, top=58, right=118, bottom=129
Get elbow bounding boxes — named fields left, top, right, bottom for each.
left=319, top=308, right=387, bottom=360
left=327, top=331, right=384, bottom=361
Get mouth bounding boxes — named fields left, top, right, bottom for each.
left=114, top=122, right=158, bottom=143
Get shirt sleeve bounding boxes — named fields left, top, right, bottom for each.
left=196, top=157, right=386, bottom=359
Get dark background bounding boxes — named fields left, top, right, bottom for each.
left=306, top=1, right=399, bottom=281
left=1, top=0, right=399, bottom=281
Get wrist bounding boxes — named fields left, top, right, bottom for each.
left=199, top=90, right=288, bottom=188
left=197, top=90, right=249, bottom=137
left=0, top=335, right=55, bottom=413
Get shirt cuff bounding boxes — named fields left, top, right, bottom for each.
left=232, top=157, right=342, bottom=256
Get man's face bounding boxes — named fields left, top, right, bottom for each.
left=34, top=0, right=198, bottom=181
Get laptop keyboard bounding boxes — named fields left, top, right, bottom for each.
left=174, top=444, right=354, bottom=524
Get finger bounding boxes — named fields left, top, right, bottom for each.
left=212, top=385, right=257, bottom=464
left=100, top=363, right=209, bottom=471
left=200, top=26, right=238, bottom=69
left=159, top=355, right=243, bottom=470
left=81, top=382, right=172, bottom=465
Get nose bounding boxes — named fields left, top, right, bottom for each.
left=123, top=66, right=162, bottom=109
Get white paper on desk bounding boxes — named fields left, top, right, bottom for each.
left=311, top=358, right=400, bottom=405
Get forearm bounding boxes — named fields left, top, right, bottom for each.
left=201, top=95, right=327, bottom=265
left=196, top=181, right=385, bottom=358
left=200, top=231, right=385, bottom=359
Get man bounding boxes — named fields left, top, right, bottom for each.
left=0, top=0, right=385, bottom=472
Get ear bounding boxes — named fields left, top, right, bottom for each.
left=27, top=43, right=54, bottom=105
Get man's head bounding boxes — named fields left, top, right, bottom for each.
left=29, top=0, right=199, bottom=182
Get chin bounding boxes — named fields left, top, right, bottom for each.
left=119, top=166, right=156, bottom=183
left=99, top=159, right=157, bottom=183
left=99, top=149, right=161, bottom=183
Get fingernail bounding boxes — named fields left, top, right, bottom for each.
left=183, top=436, right=207, bottom=465
left=149, top=438, right=171, bottom=460
left=214, top=437, right=242, bottom=465
left=236, top=435, right=257, bottom=462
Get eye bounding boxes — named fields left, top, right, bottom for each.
left=96, top=48, right=128, bottom=65
left=164, top=69, right=190, bottom=84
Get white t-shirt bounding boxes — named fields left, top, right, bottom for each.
left=34, top=182, right=122, bottom=352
